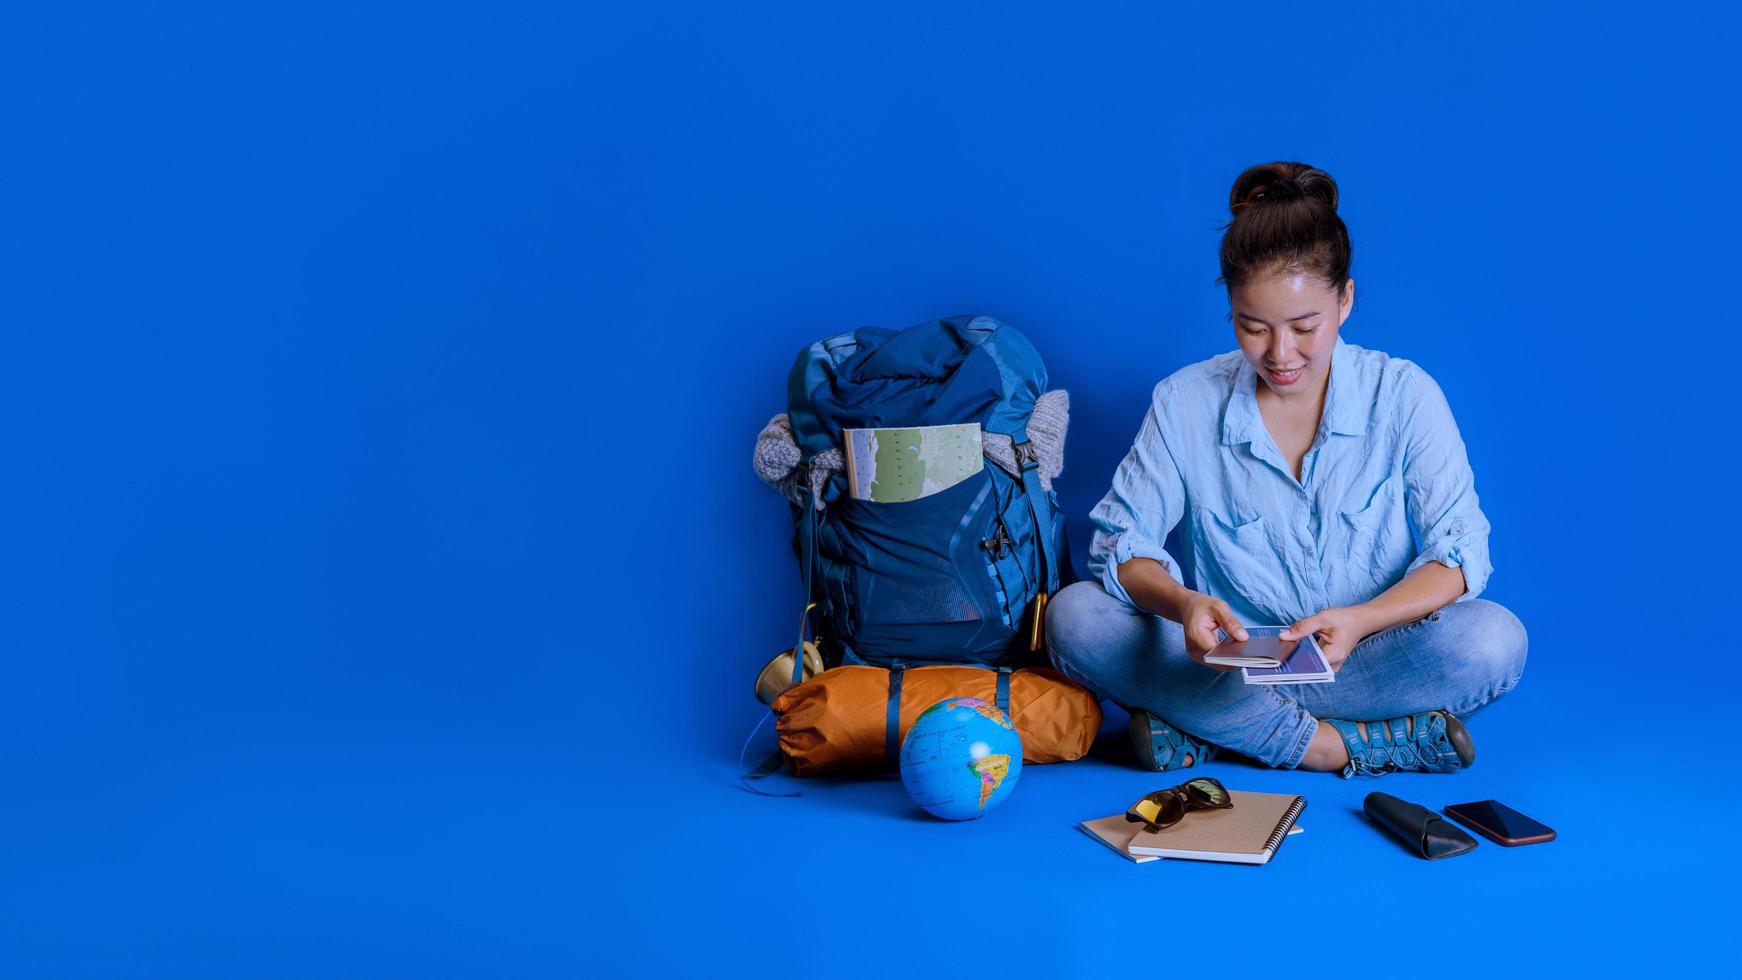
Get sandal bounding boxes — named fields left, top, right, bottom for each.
left=1129, top=710, right=1218, bottom=772
left=1324, top=711, right=1475, bottom=778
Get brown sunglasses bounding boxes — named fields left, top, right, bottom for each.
left=1124, top=777, right=1233, bottom=833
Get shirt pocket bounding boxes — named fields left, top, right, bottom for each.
left=1191, top=507, right=1289, bottom=611
left=1338, top=474, right=1403, bottom=563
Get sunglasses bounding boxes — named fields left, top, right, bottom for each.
left=1125, top=777, right=1233, bottom=833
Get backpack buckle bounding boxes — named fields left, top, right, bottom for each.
left=981, top=521, right=1014, bottom=560
left=1013, top=441, right=1040, bottom=470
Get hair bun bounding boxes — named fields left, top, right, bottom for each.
left=1229, top=162, right=1339, bottom=217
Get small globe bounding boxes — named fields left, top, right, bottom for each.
left=899, top=697, right=1022, bottom=820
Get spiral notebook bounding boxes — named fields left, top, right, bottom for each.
left=1122, top=789, right=1307, bottom=865
left=1078, top=812, right=1303, bottom=864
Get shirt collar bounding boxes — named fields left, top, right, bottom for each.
left=1220, top=338, right=1366, bottom=446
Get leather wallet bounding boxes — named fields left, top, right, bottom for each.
left=1363, top=792, right=1480, bottom=860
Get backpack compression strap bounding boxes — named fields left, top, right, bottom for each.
left=1013, top=439, right=1057, bottom=653
left=883, top=665, right=1015, bottom=772
left=884, top=666, right=906, bottom=770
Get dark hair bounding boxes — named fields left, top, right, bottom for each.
left=1217, top=161, right=1352, bottom=296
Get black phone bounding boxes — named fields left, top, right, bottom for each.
left=1442, top=800, right=1556, bottom=846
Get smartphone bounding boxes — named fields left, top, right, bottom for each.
left=1443, top=800, right=1556, bottom=846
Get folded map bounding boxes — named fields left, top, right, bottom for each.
left=843, top=423, right=983, bottom=503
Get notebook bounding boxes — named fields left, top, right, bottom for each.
left=1078, top=809, right=1304, bottom=864
left=1122, top=789, right=1307, bottom=864
left=842, top=423, right=983, bottom=502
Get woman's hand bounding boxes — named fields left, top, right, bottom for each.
left=1180, top=592, right=1248, bottom=670
left=1280, top=607, right=1370, bottom=672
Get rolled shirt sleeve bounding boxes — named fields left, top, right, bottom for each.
left=1087, top=384, right=1188, bottom=610
left=1399, top=369, right=1493, bottom=601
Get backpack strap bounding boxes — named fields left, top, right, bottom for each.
left=738, top=491, right=824, bottom=797
left=1013, top=439, right=1056, bottom=653
left=886, top=665, right=1012, bottom=774
left=736, top=711, right=797, bottom=796
left=791, top=494, right=820, bottom=687
left=884, top=665, right=906, bottom=771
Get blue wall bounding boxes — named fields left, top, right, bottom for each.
left=4, top=2, right=1735, bottom=974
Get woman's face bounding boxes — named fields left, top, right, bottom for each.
left=1231, top=269, right=1354, bottom=401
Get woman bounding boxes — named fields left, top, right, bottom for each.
left=1045, top=162, right=1527, bottom=777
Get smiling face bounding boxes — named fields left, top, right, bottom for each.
left=1231, top=268, right=1355, bottom=401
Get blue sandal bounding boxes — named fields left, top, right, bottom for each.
left=1325, top=711, right=1475, bottom=778
left=1129, top=710, right=1218, bottom=772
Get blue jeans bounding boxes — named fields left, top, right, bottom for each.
left=1044, top=581, right=1529, bottom=769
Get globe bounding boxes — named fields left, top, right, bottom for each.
left=899, top=697, right=1023, bottom=820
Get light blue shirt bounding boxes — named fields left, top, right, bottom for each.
left=1088, top=339, right=1492, bottom=627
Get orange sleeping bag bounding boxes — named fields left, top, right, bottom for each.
left=771, top=665, right=1101, bottom=776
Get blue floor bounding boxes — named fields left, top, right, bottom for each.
left=663, top=666, right=1736, bottom=976
left=1, top=614, right=1731, bottom=975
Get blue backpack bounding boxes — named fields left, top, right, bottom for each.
left=782, top=315, right=1069, bottom=675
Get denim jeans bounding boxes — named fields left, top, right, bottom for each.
left=1044, top=580, right=1528, bottom=768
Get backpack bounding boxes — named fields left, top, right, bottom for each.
left=741, top=315, right=1075, bottom=791
left=782, top=314, right=1069, bottom=673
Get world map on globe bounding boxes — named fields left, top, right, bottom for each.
left=899, top=696, right=1023, bottom=820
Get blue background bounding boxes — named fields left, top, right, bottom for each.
left=5, top=1, right=1737, bottom=975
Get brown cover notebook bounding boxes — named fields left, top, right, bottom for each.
left=1078, top=806, right=1304, bottom=864
left=1124, top=790, right=1307, bottom=864
left=1077, top=814, right=1164, bottom=863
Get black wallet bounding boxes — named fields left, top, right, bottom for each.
left=1363, top=792, right=1479, bottom=860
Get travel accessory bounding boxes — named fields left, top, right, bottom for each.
left=1364, top=792, right=1480, bottom=860
left=761, top=316, right=1069, bottom=670
left=1078, top=813, right=1304, bottom=864
left=1125, top=777, right=1233, bottom=833
left=1214, top=626, right=1334, bottom=685
left=752, top=641, right=823, bottom=706
left=1443, top=800, right=1557, bottom=846
left=751, top=601, right=826, bottom=706
left=1324, top=711, right=1474, bottom=777
left=771, top=664, right=1100, bottom=776
left=1202, top=633, right=1301, bottom=667
left=842, top=422, right=983, bottom=502
left=1128, top=709, right=1219, bottom=772
left=741, top=317, right=1072, bottom=792
left=1125, top=789, right=1307, bottom=864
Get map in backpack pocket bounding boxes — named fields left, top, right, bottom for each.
left=844, top=423, right=984, bottom=503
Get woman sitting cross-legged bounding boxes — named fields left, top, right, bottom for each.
left=1047, top=161, right=1527, bottom=777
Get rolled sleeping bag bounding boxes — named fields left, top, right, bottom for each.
left=771, top=665, right=1101, bottom=776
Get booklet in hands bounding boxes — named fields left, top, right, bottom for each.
left=1205, top=626, right=1334, bottom=685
